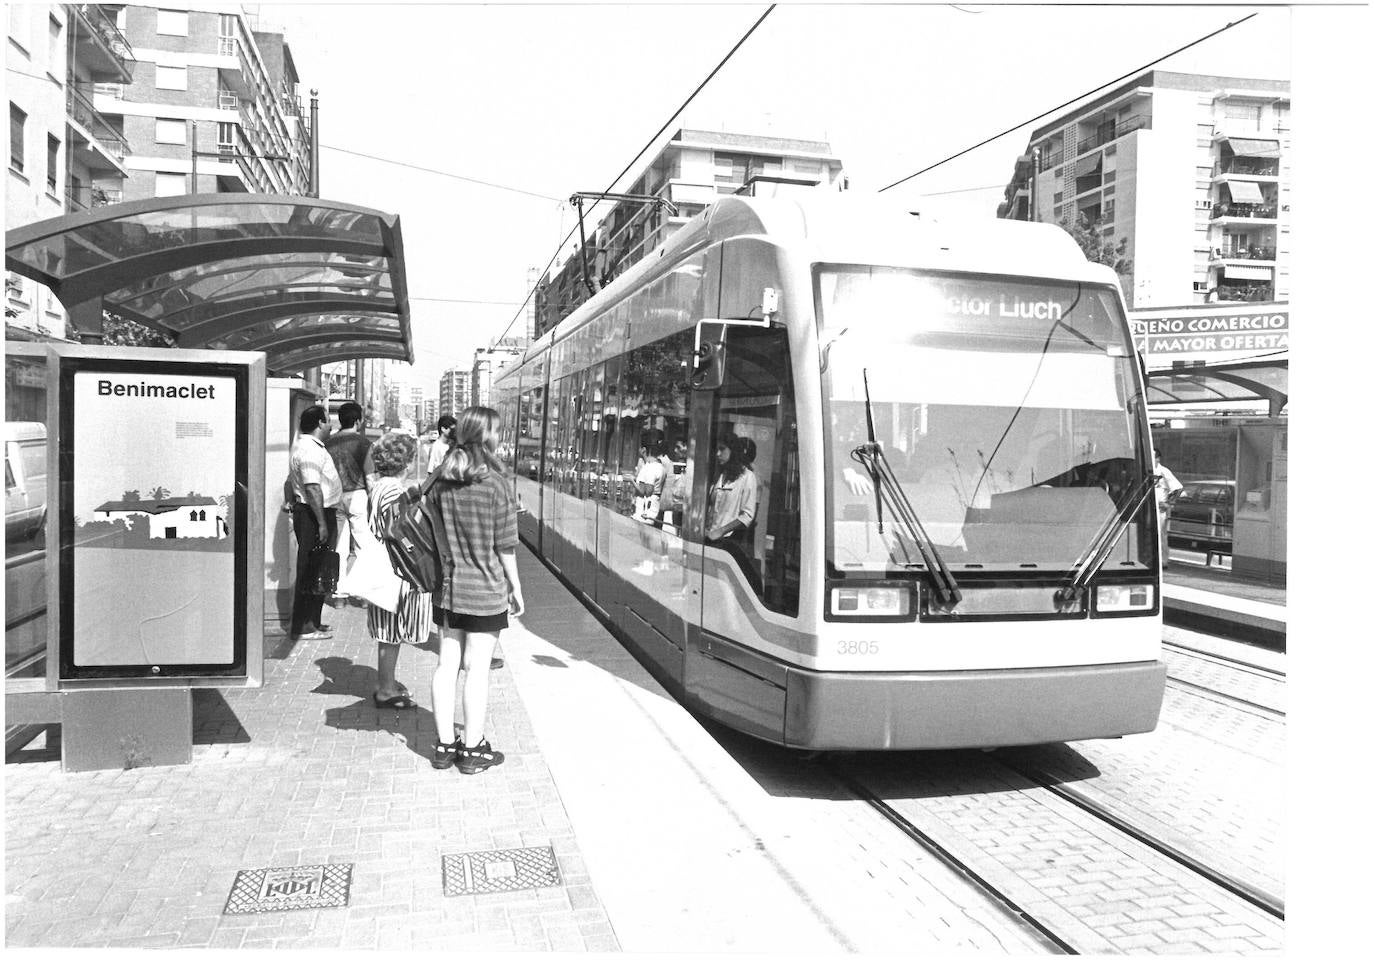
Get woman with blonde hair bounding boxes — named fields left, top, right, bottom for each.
left=429, top=406, right=524, bottom=774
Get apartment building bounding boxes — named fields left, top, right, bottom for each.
left=534, top=128, right=845, bottom=336
left=439, top=366, right=471, bottom=419
left=6, top=3, right=314, bottom=337
left=997, top=71, right=1290, bottom=310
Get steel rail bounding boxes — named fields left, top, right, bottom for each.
left=1162, top=640, right=1285, bottom=679
left=823, top=761, right=1078, bottom=955
left=1165, top=676, right=1285, bottom=720
left=1003, top=759, right=1285, bottom=921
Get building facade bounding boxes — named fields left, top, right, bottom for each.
left=534, top=128, right=845, bottom=337
left=997, top=71, right=1289, bottom=311
left=6, top=2, right=313, bottom=338
left=438, top=366, right=471, bottom=419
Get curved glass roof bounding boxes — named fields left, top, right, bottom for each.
left=1148, top=360, right=1288, bottom=416
left=4, top=193, right=412, bottom=374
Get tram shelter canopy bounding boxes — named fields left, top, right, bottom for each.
left=1147, top=359, right=1288, bottom=417
left=4, top=194, right=413, bottom=374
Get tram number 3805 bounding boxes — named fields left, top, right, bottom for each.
left=837, top=640, right=881, bottom=656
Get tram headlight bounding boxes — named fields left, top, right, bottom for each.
left=1095, top=584, right=1154, bottom=612
left=830, top=585, right=911, bottom=617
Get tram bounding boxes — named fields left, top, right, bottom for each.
left=493, top=193, right=1166, bottom=750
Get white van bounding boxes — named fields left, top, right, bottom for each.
left=5, top=421, right=47, bottom=542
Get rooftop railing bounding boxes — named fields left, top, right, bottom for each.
left=1077, top=114, right=1152, bottom=154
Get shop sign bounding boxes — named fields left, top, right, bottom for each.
left=1130, top=304, right=1288, bottom=356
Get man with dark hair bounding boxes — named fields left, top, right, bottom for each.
left=288, top=404, right=342, bottom=639
left=427, top=414, right=457, bottom=473
left=327, top=401, right=376, bottom=589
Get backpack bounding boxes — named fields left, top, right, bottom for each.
left=378, top=467, right=452, bottom=594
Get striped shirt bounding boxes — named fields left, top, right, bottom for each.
left=366, top=476, right=432, bottom=644
left=433, top=473, right=517, bottom=616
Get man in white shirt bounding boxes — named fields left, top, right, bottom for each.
left=427, top=414, right=457, bottom=474
left=1154, top=448, right=1183, bottom=568
left=288, top=404, right=343, bottom=639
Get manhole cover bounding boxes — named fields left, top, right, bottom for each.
left=442, top=846, right=561, bottom=896
left=224, top=863, right=352, bottom=914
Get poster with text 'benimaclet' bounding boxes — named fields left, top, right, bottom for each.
left=70, top=370, right=238, bottom=669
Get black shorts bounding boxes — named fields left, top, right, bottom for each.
left=432, top=607, right=508, bottom=633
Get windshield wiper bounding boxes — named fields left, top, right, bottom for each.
left=852, top=370, right=961, bottom=608
left=1053, top=472, right=1159, bottom=610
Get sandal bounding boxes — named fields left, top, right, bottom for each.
left=373, top=692, right=416, bottom=710
left=457, top=738, right=505, bottom=775
left=431, top=739, right=459, bottom=770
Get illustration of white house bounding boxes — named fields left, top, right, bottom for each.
left=92, top=495, right=227, bottom=540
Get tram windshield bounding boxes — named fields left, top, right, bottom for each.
left=818, top=267, right=1153, bottom=575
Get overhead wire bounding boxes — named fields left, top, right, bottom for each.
left=319, top=144, right=563, bottom=202
left=877, top=11, right=1259, bottom=193
left=488, top=3, right=778, bottom=348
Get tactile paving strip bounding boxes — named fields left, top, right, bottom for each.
left=442, top=845, right=562, bottom=896
left=223, top=863, right=353, bottom=914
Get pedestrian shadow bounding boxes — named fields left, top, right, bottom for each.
left=313, top=655, right=443, bottom=762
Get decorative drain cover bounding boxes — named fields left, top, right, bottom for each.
left=224, top=863, right=353, bottom=914
left=442, top=846, right=561, bottom=896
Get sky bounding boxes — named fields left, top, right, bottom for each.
left=252, top=1, right=1300, bottom=397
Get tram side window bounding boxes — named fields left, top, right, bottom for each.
left=545, top=378, right=565, bottom=488
left=517, top=384, right=543, bottom=481
left=707, top=328, right=801, bottom=616
left=621, top=330, right=693, bottom=530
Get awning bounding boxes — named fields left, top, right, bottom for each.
left=1148, top=360, right=1287, bottom=417
left=1221, top=265, right=1273, bottom=281
left=1223, top=138, right=1280, bottom=159
left=1226, top=179, right=1264, bottom=203
left=1077, top=151, right=1103, bottom=176
left=4, top=193, right=413, bottom=375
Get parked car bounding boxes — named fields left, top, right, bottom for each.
left=5, top=421, right=47, bottom=543
left=1168, top=478, right=1234, bottom=552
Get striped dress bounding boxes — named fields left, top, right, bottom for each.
left=366, top=477, right=433, bottom=645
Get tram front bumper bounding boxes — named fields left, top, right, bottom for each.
left=783, top=659, right=1167, bottom=751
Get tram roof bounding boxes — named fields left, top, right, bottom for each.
left=512, top=193, right=1119, bottom=368
left=4, top=193, right=413, bottom=374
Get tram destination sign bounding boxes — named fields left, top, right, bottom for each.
left=1129, top=304, right=1288, bottom=357
left=46, top=345, right=266, bottom=690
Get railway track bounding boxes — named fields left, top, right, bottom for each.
left=1162, top=640, right=1286, bottom=719
left=822, top=752, right=1283, bottom=954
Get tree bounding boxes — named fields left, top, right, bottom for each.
left=122, top=489, right=142, bottom=502
left=150, top=486, right=171, bottom=501
left=1058, top=214, right=1133, bottom=294
left=102, top=310, right=173, bottom=348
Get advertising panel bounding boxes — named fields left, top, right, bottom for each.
left=1129, top=303, right=1288, bottom=359
left=48, top=346, right=265, bottom=688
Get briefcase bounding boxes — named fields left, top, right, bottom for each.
left=304, top=544, right=340, bottom=597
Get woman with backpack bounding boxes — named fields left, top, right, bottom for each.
left=429, top=406, right=524, bottom=774
left=364, top=431, right=432, bottom=708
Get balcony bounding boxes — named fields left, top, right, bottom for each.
left=1038, top=149, right=1063, bottom=172
left=1210, top=202, right=1277, bottom=221
left=91, top=187, right=123, bottom=208
left=1214, top=158, right=1279, bottom=178
left=66, top=84, right=130, bottom=174
left=1212, top=245, right=1277, bottom=262
left=1077, top=114, right=1152, bottom=155
left=1215, top=284, right=1273, bottom=303
left=69, top=4, right=134, bottom=84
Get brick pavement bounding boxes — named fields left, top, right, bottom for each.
left=5, top=577, right=618, bottom=950
left=6, top=547, right=1061, bottom=954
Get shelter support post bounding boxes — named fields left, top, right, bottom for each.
left=65, top=296, right=104, bottom=343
